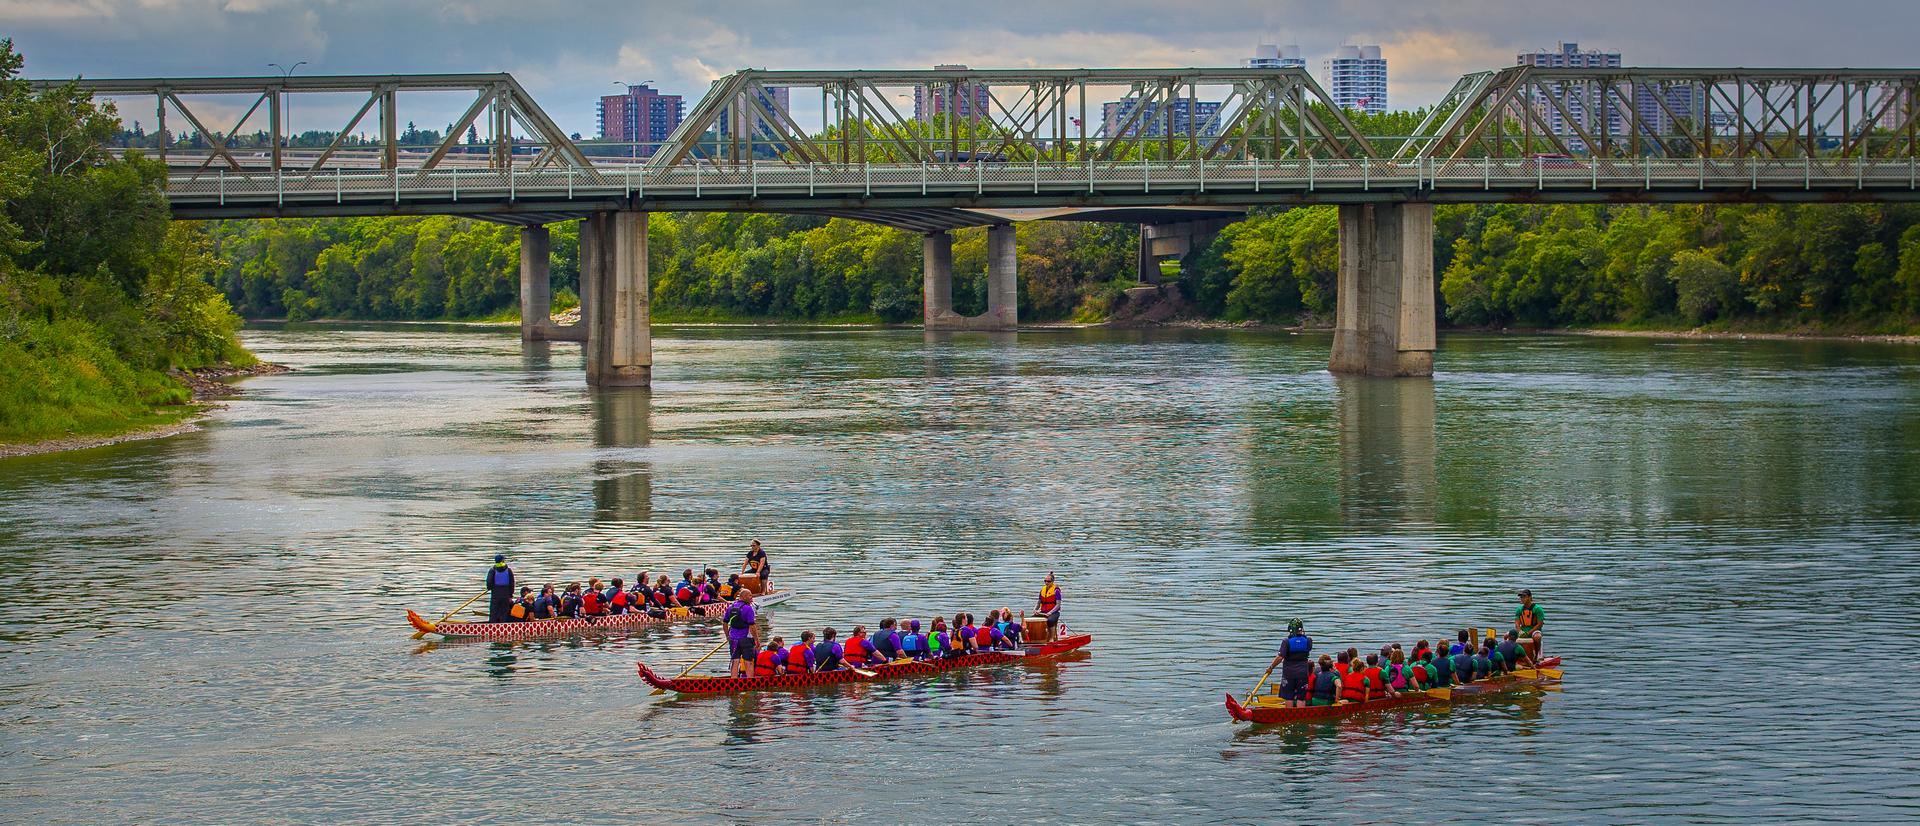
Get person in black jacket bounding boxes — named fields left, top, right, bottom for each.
left=485, top=554, right=515, bottom=622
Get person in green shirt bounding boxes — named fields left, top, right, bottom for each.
left=1515, top=589, right=1546, bottom=659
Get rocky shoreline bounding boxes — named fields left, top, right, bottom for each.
left=0, top=362, right=290, bottom=460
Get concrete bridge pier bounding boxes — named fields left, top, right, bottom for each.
left=1330, top=203, right=1436, bottom=378
left=923, top=224, right=1018, bottom=331
left=519, top=224, right=584, bottom=343
left=582, top=211, right=652, bottom=387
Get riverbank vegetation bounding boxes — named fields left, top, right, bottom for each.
left=0, top=43, right=254, bottom=445
left=211, top=202, right=1920, bottom=335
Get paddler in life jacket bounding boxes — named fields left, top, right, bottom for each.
left=869, top=618, right=902, bottom=662
left=900, top=620, right=927, bottom=660
left=1515, top=589, right=1545, bottom=659
left=997, top=607, right=1021, bottom=648
left=675, top=570, right=699, bottom=607
left=787, top=631, right=818, bottom=674
left=532, top=584, right=562, bottom=619
left=842, top=625, right=873, bottom=667
left=559, top=583, right=583, bottom=618
left=485, top=554, right=515, bottom=622
left=757, top=637, right=786, bottom=677
left=1496, top=630, right=1533, bottom=672
left=814, top=628, right=844, bottom=672
left=606, top=578, right=631, bottom=615
left=723, top=590, right=757, bottom=678
left=703, top=569, right=723, bottom=602
left=1035, top=573, right=1062, bottom=639
left=508, top=587, right=534, bottom=622
left=1267, top=619, right=1314, bottom=708
left=1308, top=656, right=1339, bottom=706
left=717, top=574, right=741, bottom=601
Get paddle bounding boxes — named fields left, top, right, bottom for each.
left=1243, top=658, right=1282, bottom=706
left=411, top=591, right=487, bottom=640
left=650, top=637, right=730, bottom=696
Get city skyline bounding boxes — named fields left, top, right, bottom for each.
left=8, top=0, right=1917, bottom=136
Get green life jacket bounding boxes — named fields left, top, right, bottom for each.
left=929, top=633, right=943, bottom=653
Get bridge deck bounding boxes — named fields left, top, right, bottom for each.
left=163, top=156, right=1920, bottom=219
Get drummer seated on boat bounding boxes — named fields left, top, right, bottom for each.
left=743, top=540, right=771, bottom=588
left=757, top=638, right=786, bottom=677
left=814, top=628, right=844, bottom=672
left=1515, top=589, right=1545, bottom=659
left=787, top=631, right=818, bottom=674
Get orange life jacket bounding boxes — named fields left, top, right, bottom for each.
left=755, top=648, right=780, bottom=677
left=843, top=636, right=869, bottom=664
left=509, top=602, right=529, bottom=620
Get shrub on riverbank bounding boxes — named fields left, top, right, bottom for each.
left=0, top=42, right=254, bottom=445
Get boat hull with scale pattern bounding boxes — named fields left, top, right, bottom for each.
left=406, top=590, right=794, bottom=641
left=1224, top=656, right=1563, bottom=724
left=637, top=633, right=1093, bottom=694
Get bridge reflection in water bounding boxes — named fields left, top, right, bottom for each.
left=590, top=387, right=652, bottom=522
left=1336, top=377, right=1437, bottom=526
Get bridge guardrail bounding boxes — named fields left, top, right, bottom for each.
left=164, top=156, right=1920, bottom=208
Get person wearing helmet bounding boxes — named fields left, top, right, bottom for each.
left=1266, top=619, right=1314, bottom=708
left=484, top=554, right=515, bottom=622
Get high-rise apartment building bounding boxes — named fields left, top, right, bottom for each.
left=1245, top=44, right=1306, bottom=70
left=913, top=65, right=991, bottom=122
left=1099, top=95, right=1225, bottom=139
left=597, top=84, right=685, bottom=156
left=719, top=85, right=791, bottom=142
left=1517, top=43, right=1700, bottom=149
left=1324, top=45, right=1387, bottom=115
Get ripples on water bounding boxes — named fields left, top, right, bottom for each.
left=2, top=324, right=1918, bottom=823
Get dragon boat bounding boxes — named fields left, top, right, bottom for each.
left=405, top=590, right=795, bottom=642
left=1224, top=656, right=1563, bottom=725
left=637, top=633, right=1093, bottom=694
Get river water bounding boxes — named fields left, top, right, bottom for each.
left=2, top=324, right=1917, bottom=824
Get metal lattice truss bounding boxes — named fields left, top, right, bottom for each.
left=1408, top=67, right=1920, bottom=162
left=33, top=74, right=592, bottom=177
left=648, top=68, right=1377, bottom=170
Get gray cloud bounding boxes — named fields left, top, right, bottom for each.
left=8, top=0, right=1917, bottom=135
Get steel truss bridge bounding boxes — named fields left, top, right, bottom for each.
left=34, top=66, right=1920, bottom=224
left=29, top=65, right=1920, bottom=384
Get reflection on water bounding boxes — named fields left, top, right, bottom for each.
left=592, top=387, right=652, bottom=521
left=0, top=324, right=1916, bottom=823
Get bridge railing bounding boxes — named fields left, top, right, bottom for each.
left=160, top=155, right=1920, bottom=208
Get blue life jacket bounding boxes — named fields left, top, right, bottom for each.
left=488, top=567, right=511, bottom=588
left=1284, top=634, right=1312, bottom=656
left=901, top=633, right=922, bottom=654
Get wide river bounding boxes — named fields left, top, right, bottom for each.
left=2, top=324, right=1917, bottom=823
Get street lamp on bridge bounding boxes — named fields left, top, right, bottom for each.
left=269, top=61, right=307, bottom=154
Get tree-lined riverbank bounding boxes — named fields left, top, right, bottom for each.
left=0, top=43, right=257, bottom=448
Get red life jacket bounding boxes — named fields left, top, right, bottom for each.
left=786, top=644, right=811, bottom=672
left=581, top=590, right=604, bottom=615
left=843, top=636, right=869, bottom=664
left=1341, top=669, right=1376, bottom=702
left=975, top=626, right=994, bottom=647
left=677, top=586, right=696, bottom=604
left=755, top=648, right=780, bottom=676
left=649, top=589, right=669, bottom=606
left=611, top=590, right=630, bottom=609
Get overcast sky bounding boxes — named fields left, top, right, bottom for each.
left=7, top=0, right=1918, bottom=136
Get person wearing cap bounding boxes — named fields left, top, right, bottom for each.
left=1265, top=619, right=1315, bottom=708
left=484, top=554, right=515, bottom=622
left=1514, top=589, right=1545, bottom=659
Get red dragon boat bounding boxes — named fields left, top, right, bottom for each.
left=637, top=633, right=1093, bottom=694
left=1225, top=656, right=1563, bottom=725
left=405, top=589, right=795, bottom=642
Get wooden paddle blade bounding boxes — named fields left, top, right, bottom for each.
left=1426, top=687, right=1453, bottom=701
left=1537, top=668, right=1563, bottom=679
